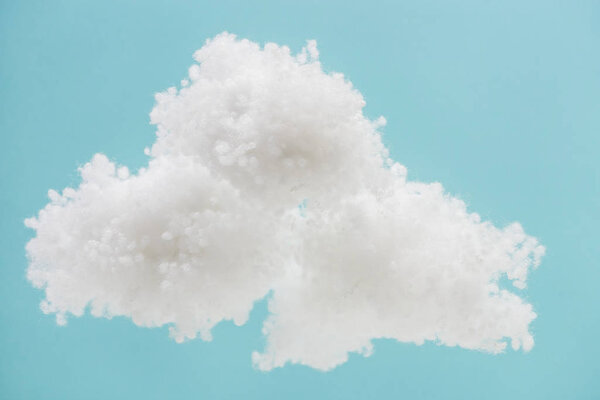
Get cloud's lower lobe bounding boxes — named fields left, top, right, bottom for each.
left=25, top=33, right=544, bottom=371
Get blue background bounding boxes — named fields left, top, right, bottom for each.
left=1, top=1, right=598, bottom=399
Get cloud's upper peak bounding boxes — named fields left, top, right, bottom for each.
left=25, top=33, right=544, bottom=371
left=150, top=33, right=389, bottom=206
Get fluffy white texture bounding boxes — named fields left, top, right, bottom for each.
left=25, top=33, right=544, bottom=371
left=26, top=154, right=286, bottom=341
left=150, top=35, right=387, bottom=205
left=255, top=183, right=543, bottom=370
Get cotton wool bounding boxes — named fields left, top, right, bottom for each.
left=25, top=32, right=544, bottom=371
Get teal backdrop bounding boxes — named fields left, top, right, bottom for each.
left=1, top=1, right=598, bottom=399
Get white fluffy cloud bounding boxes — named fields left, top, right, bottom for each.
left=25, top=33, right=545, bottom=371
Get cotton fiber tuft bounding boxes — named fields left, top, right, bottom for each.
left=25, top=33, right=544, bottom=371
